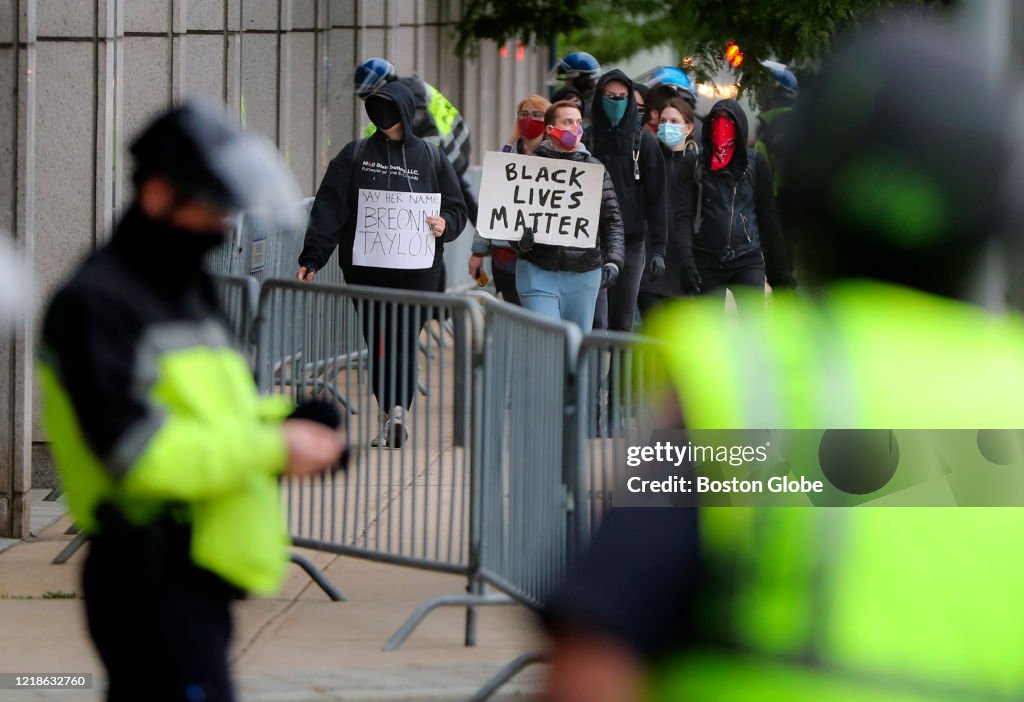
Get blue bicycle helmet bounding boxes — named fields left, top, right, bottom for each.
left=761, top=60, right=798, bottom=97
left=555, top=51, right=601, bottom=81
left=635, top=66, right=695, bottom=99
left=353, top=57, right=397, bottom=98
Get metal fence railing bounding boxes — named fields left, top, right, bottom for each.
left=210, top=274, right=259, bottom=349
left=254, top=280, right=483, bottom=571
left=473, top=295, right=581, bottom=609
left=576, top=332, right=666, bottom=539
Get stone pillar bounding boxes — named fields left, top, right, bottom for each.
left=0, top=0, right=36, bottom=538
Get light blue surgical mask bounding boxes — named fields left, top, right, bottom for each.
left=657, top=122, right=687, bottom=148
left=602, top=96, right=628, bottom=127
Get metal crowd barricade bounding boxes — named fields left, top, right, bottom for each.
left=472, top=295, right=582, bottom=607
left=210, top=274, right=259, bottom=349
left=253, top=280, right=492, bottom=646
left=576, top=332, right=665, bottom=539
left=469, top=326, right=663, bottom=702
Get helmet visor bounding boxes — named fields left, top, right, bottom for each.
left=348, top=63, right=389, bottom=98
left=206, top=133, right=303, bottom=231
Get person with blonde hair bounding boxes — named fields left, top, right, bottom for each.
left=469, top=94, right=551, bottom=305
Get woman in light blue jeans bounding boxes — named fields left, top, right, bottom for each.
left=513, top=101, right=625, bottom=333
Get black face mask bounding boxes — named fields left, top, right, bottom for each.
left=116, top=204, right=229, bottom=278
left=365, top=96, right=401, bottom=130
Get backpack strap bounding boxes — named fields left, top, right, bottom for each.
left=351, top=137, right=367, bottom=170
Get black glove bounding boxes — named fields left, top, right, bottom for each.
left=601, top=262, right=620, bottom=289
left=289, top=400, right=350, bottom=473
left=682, top=259, right=702, bottom=294
left=769, top=273, right=798, bottom=291
left=648, top=254, right=666, bottom=280
left=518, top=226, right=535, bottom=252
left=289, top=399, right=342, bottom=429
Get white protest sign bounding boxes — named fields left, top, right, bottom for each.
left=475, top=151, right=604, bottom=249
left=353, top=189, right=441, bottom=269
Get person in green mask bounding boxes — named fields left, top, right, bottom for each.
left=584, top=69, right=668, bottom=334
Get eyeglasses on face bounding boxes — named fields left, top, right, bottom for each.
left=518, top=110, right=546, bottom=120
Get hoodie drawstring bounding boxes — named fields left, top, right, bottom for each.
left=401, top=144, right=413, bottom=192
left=385, top=140, right=392, bottom=189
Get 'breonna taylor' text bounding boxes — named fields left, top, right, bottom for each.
left=354, top=189, right=441, bottom=270
left=490, top=163, right=591, bottom=240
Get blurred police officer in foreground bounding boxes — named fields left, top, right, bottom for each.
left=544, top=15, right=1024, bottom=702
left=38, top=103, right=345, bottom=701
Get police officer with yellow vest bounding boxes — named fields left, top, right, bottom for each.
left=39, top=103, right=346, bottom=702
left=544, top=16, right=1024, bottom=702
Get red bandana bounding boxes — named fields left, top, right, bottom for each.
left=710, top=114, right=737, bottom=172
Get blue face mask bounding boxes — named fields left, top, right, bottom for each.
left=657, top=122, right=687, bottom=147
left=602, top=96, right=628, bottom=127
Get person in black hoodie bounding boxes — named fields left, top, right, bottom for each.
left=297, top=80, right=468, bottom=448
left=513, top=100, right=625, bottom=333
left=671, top=98, right=794, bottom=309
left=585, top=69, right=668, bottom=332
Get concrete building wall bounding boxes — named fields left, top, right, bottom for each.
left=0, top=0, right=548, bottom=537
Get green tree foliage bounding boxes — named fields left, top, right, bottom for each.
left=454, top=0, right=943, bottom=101
left=454, top=0, right=584, bottom=56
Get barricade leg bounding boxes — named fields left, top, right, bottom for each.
left=383, top=593, right=515, bottom=651
left=52, top=532, right=88, bottom=564
left=468, top=652, right=549, bottom=702
left=464, top=573, right=482, bottom=647
left=289, top=552, right=346, bottom=601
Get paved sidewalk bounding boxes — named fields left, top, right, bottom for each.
left=0, top=498, right=545, bottom=701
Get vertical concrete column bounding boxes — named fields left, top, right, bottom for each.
left=0, top=0, right=36, bottom=538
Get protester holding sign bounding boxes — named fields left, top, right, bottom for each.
left=480, top=100, right=623, bottom=333
left=297, top=80, right=467, bottom=448
left=468, top=94, right=551, bottom=306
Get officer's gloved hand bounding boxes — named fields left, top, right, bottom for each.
left=682, top=259, right=702, bottom=294
left=601, top=262, right=620, bottom=289
left=517, top=226, right=536, bottom=252
left=648, top=254, right=666, bottom=280
left=288, top=399, right=350, bottom=473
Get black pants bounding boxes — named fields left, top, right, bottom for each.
left=360, top=299, right=433, bottom=411
left=346, top=268, right=441, bottom=413
left=696, top=252, right=765, bottom=313
left=636, top=291, right=679, bottom=322
left=594, top=239, right=646, bottom=332
left=492, top=264, right=521, bottom=306
left=83, top=515, right=237, bottom=702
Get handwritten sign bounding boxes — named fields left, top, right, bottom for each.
left=353, top=189, right=441, bottom=269
left=476, top=151, right=604, bottom=249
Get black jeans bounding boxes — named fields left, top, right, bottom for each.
left=594, top=239, right=646, bottom=332
left=83, top=513, right=237, bottom=702
left=492, top=264, right=521, bottom=306
left=696, top=251, right=765, bottom=313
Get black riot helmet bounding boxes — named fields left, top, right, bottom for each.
left=130, top=101, right=301, bottom=229
left=781, top=16, right=1012, bottom=298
